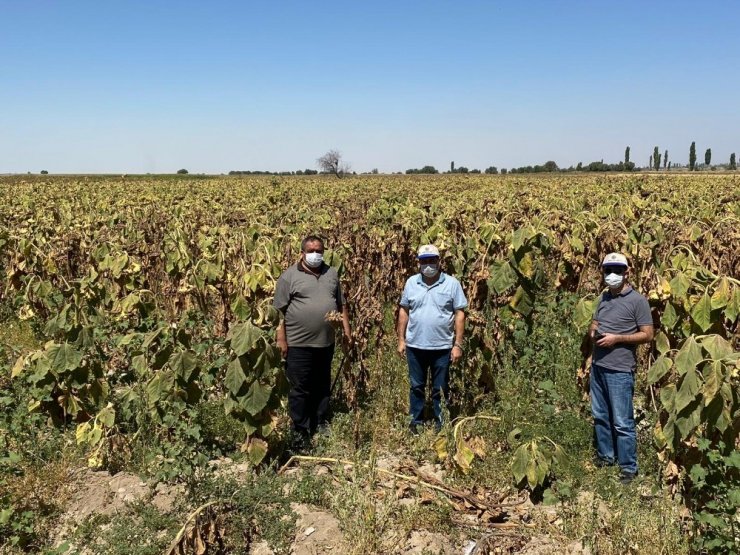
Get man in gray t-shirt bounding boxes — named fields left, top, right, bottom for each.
left=588, top=252, right=654, bottom=484
left=273, top=235, right=351, bottom=446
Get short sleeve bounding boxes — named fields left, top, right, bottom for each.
left=453, top=281, right=468, bottom=310
left=635, top=296, right=653, bottom=327
left=399, top=281, right=410, bottom=308
left=273, top=273, right=291, bottom=313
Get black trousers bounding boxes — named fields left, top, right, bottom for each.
left=285, top=344, right=335, bottom=436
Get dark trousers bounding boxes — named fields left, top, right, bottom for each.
left=285, top=345, right=335, bottom=436
left=407, top=347, right=451, bottom=428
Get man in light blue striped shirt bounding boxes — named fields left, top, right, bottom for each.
left=397, top=244, right=468, bottom=432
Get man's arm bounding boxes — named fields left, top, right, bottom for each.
left=397, top=306, right=409, bottom=358
left=451, top=309, right=465, bottom=364
left=589, top=319, right=599, bottom=342
left=276, top=317, right=288, bottom=358
left=341, top=304, right=352, bottom=349
left=596, top=325, right=654, bottom=348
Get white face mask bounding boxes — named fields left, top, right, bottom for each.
left=421, top=263, right=439, bottom=278
left=304, top=252, right=323, bottom=268
left=604, top=273, right=624, bottom=289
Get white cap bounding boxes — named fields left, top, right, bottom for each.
left=417, top=244, right=440, bottom=259
left=601, top=252, right=629, bottom=268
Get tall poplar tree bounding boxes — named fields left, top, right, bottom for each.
left=689, top=142, right=697, bottom=171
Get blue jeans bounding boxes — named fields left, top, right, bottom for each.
left=590, top=364, right=637, bottom=475
left=407, top=347, right=451, bottom=427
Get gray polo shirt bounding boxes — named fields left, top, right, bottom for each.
left=592, top=286, right=653, bottom=372
left=273, top=262, right=345, bottom=348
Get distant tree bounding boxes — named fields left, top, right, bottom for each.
left=450, top=161, right=455, bottom=173
left=689, top=141, right=697, bottom=171
left=457, top=166, right=469, bottom=173
left=624, top=146, right=630, bottom=166
left=470, top=169, right=481, bottom=174
left=730, top=153, right=737, bottom=170
left=40, top=170, right=48, bottom=174
left=649, top=155, right=653, bottom=170
left=484, top=166, right=498, bottom=174
left=576, top=162, right=583, bottom=171
left=705, top=148, right=711, bottom=167
left=371, top=168, right=379, bottom=174
left=653, top=147, right=661, bottom=171
left=317, top=149, right=350, bottom=178
left=177, top=169, right=188, bottom=174
left=501, top=168, right=508, bottom=174
left=663, top=150, right=668, bottom=170
left=668, top=162, right=672, bottom=170
left=543, top=160, right=559, bottom=172
left=406, top=165, right=438, bottom=174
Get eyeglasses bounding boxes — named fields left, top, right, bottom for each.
left=603, top=267, right=626, bottom=275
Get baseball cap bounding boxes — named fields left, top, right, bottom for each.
left=601, top=252, right=629, bottom=268
left=417, top=244, right=440, bottom=259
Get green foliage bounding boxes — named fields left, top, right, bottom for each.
left=510, top=434, right=567, bottom=489
left=690, top=141, right=697, bottom=170
left=689, top=440, right=740, bottom=553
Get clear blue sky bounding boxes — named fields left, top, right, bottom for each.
left=1, top=1, right=738, bottom=174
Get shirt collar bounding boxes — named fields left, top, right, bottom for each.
left=297, top=261, right=327, bottom=275
left=607, top=285, right=633, bottom=298
left=416, top=272, right=446, bottom=287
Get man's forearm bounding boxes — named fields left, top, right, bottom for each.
left=277, top=321, right=287, bottom=343
left=454, top=311, right=465, bottom=345
left=341, top=305, right=352, bottom=338
left=398, top=308, right=409, bottom=342
left=614, top=331, right=652, bottom=345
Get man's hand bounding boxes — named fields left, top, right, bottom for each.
left=397, top=340, right=406, bottom=359
left=451, top=345, right=463, bottom=364
left=596, top=333, right=619, bottom=349
left=277, top=338, right=288, bottom=359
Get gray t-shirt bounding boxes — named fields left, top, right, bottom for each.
left=592, top=286, right=653, bottom=372
left=273, top=262, right=345, bottom=348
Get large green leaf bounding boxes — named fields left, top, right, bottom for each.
left=488, top=260, right=518, bottom=294
left=675, top=366, right=701, bottom=412
left=710, top=277, right=731, bottom=309
left=511, top=443, right=529, bottom=484
left=574, top=297, right=597, bottom=332
left=47, top=343, right=82, bottom=374
left=669, top=272, right=690, bottom=299
left=509, top=285, right=534, bottom=316
left=246, top=437, right=268, bottom=465
left=225, top=357, right=247, bottom=396
left=690, top=293, right=713, bottom=332
left=674, top=337, right=702, bottom=376
left=647, top=355, right=672, bottom=385
left=701, top=361, right=724, bottom=407
left=244, top=380, right=272, bottom=416
left=699, top=335, right=733, bottom=361
left=659, top=383, right=676, bottom=411
left=228, top=321, right=262, bottom=356
left=661, top=301, right=678, bottom=329
left=655, top=331, right=670, bottom=355
left=168, top=350, right=198, bottom=382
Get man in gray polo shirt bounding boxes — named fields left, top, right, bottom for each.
left=589, top=252, right=654, bottom=484
left=273, top=235, right=351, bottom=446
left=398, top=244, right=468, bottom=432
